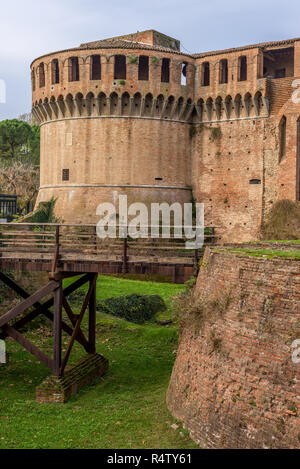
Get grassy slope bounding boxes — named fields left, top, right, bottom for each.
left=0, top=276, right=197, bottom=449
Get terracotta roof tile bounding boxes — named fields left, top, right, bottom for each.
left=193, top=37, right=300, bottom=58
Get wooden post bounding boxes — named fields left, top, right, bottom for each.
left=88, top=274, right=97, bottom=354
left=53, top=280, right=62, bottom=377
left=0, top=229, right=2, bottom=259
left=51, top=225, right=60, bottom=275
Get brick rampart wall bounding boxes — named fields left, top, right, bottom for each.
left=167, top=248, right=300, bottom=448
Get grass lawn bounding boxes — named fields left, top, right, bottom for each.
left=218, top=247, right=300, bottom=260
left=0, top=276, right=197, bottom=449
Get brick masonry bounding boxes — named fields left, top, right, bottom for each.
left=36, top=354, right=109, bottom=403
left=167, top=247, right=300, bottom=448
left=31, top=30, right=300, bottom=240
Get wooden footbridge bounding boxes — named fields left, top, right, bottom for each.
left=0, top=223, right=217, bottom=398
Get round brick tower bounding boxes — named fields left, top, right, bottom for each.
left=31, top=30, right=194, bottom=223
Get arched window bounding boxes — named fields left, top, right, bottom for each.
left=51, top=59, right=59, bottom=85
left=138, top=56, right=149, bottom=81
left=161, top=58, right=170, bottom=83
left=219, top=59, right=228, bottom=84
left=238, top=56, right=247, bottom=81
left=181, top=62, right=187, bottom=86
left=90, top=55, right=101, bottom=80
left=201, top=62, right=210, bottom=86
left=69, top=57, right=79, bottom=82
left=39, top=63, right=45, bottom=88
left=114, top=55, right=126, bottom=80
left=31, top=68, right=36, bottom=92
left=279, top=116, right=287, bottom=162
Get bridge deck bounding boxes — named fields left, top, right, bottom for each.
left=0, top=223, right=218, bottom=282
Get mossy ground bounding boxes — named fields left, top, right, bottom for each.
left=222, top=248, right=300, bottom=260
left=0, top=276, right=197, bottom=449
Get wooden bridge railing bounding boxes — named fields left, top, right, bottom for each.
left=0, top=223, right=219, bottom=275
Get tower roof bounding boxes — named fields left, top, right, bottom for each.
left=80, top=30, right=180, bottom=52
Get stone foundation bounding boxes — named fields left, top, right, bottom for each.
left=36, top=354, right=109, bottom=403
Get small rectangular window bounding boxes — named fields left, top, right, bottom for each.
left=52, top=59, right=59, bottom=85
left=161, top=58, right=170, bottom=83
left=114, top=55, right=126, bottom=79
left=249, top=179, right=261, bottom=185
left=69, top=57, right=79, bottom=82
left=201, top=62, right=210, bottom=86
left=181, top=62, right=187, bottom=86
left=219, top=59, right=228, bottom=84
left=138, top=56, right=149, bottom=81
left=238, top=56, right=247, bottom=81
left=62, top=169, right=70, bottom=181
left=91, top=55, right=101, bottom=80
left=39, top=63, right=45, bottom=88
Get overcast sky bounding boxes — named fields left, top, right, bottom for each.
left=1, top=0, right=300, bottom=120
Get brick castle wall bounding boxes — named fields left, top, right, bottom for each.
left=36, top=118, right=192, bottom=222
left=31, top=32, right=300, bottom=239
left=167, top=248, right=300, bottom=448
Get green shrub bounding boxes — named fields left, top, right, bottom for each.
left=67, top=289, right=86, bottom=308
left=99, top=294, right=167, bottom=324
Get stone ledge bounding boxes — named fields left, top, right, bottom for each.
left=36, top=354, right=109, bottom=403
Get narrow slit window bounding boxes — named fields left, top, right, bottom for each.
left=201, top=62, right=210, bottom=86
left=69, top=57, right=79, bottom=82
left=114, top=55, right=126, bottom=79
left=161, top=58, right=170, bottom=83
left=39, top=63, right=45, bottom=88
left=279, top=116, right=287, bottom=162
left=51, top=59, right=59, bottom=85
left=138, top=56, right=149, bottom=81
left=91, top=55, right=101, bottom=80
left=249, top=179, right=261, bottom=184
left=219, top=59, right=228, bottom=84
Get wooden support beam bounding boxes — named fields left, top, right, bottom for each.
left=13, top=274, right=92, bottom=327
left=61, top=275, right=97, bottom=373
left=0, top=281, right=58, bottom=328
left=62, top=294, right=90, bottom=352
left=53, top=280, right=62, bottom=377
left=2, top=324, right=53, bottom=370
left=88, top=274, right=97, bottom=354
left=0, top=271, right=32, bottom=299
